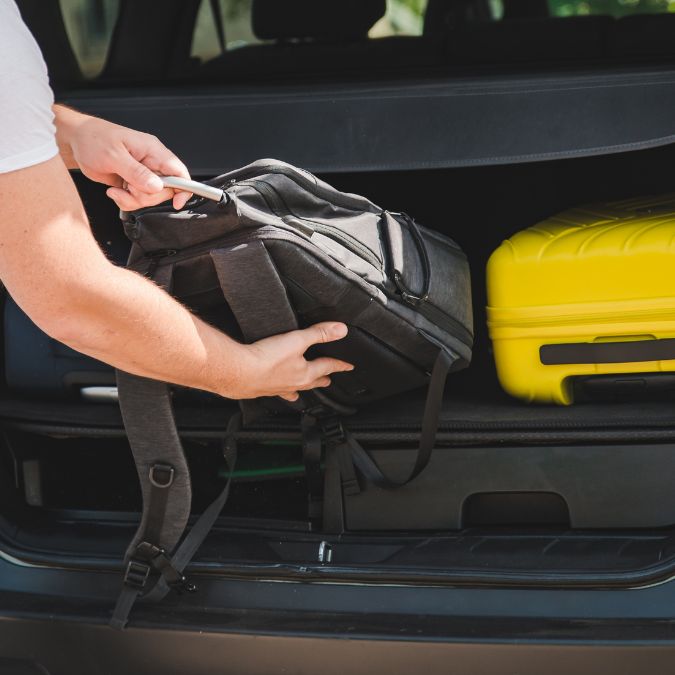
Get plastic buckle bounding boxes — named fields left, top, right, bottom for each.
left=149, top=463, right=175, bottom=488
left=134, top=541, right=164, bottom=560
left=341, top=476, right=361, bottom=496
left=124, top=560, right=152, bottom=589
left=321, top=418, right=346, bottom=444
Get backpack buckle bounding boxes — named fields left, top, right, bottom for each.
left=321, top=418, right=346, bottom=444
left=124, top=560, right=152, bottom=590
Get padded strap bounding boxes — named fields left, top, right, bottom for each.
left=116, top=375, right=192, bottom=557
left=112, top=263, right=193, bottom=629
left=110, top=372, right=193, bottom=630
left=210, top=241, right=298, bottom=341
left=210, top=241, right=306, bottom=421
left=338, top=348, right=455, bottom=489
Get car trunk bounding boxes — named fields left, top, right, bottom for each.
left=2, top=143, right=675, bottom=590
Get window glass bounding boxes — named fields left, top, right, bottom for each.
left=549, top=0, right=675, bottom=17
left=487, top=0, right=505, bottom=20
left=191, top=0, right=264, bottom=62
left=370, top=0, right=429, bottom=38
left=59, top=0, right=119, bottom=78
left=191, top=0, right=429, bottom=63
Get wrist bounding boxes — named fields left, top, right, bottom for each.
left=201, top=336, right=253, bottom=400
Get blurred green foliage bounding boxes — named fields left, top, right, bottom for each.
left=549, top=0, right=675, bottom=16
left=396, top=0, right=428, bottom=15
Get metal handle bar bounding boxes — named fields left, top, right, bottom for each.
left=160, top=176, right=225, bottom=202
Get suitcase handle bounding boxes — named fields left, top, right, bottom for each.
left=159, top=176, right=225, bottom=203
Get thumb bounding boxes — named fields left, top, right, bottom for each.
left=299, top=322, right=348, bottom=349
left=116, top=153, right=164, bottom=194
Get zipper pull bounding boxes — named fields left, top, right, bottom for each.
left=394, top=272, right=428, bottom=306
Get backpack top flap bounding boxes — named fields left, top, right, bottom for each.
left=122, top=158, right=383, bottom=260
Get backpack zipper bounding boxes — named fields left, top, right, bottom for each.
left=136, top=184, right=472, bottom=347
left=240, top=179, right=383, bottom=271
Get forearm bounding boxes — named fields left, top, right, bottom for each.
left=51, top=263, right=246, bottom=396
left=0, top=155, right=245, bottom=397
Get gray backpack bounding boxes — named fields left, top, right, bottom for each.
left=111, top=159, right=473, bottom=628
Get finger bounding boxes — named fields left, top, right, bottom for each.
left=300, top=376, right=331, bottom=390
left=133, top=137, right=190, bottom=180
left=306, top=357, right=354, bottom=380
left=106, top=186, right=172, bottom=211
left=154, top=153, right=191, bottom=181
left=126, top=164, right=191, bottom=210
left=127, top=183, right=176, bottom=206
left=172, top=190, right=192, bottom=210
left=279, top=392, right=299, bottom=402
left=298, top=322, right=348, bottom=350
left=106, top=186, right=141, bottom=211
left=115, top=151, right=164, bottom=195
left=101, top=174, right=124, bottom=189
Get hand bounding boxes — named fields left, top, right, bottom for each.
left=53, top=105, right=192, bottom=211
left=230, top=322, right=354, bottom=402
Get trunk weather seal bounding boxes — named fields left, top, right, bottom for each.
left=3, top=531, right=675, bottom=592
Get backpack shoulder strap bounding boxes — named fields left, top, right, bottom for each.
left=210, top=240, right=299, bottom=340
left=111, top=263, right=194, bottom=629
left=110, top=371, right=193, bottom=629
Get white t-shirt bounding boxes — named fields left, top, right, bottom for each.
left=0, top=0, right=58, bottom=173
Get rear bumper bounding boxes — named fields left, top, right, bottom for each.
left=3, top=616, right=675, bottom=675
left=3, top=557, right=675, bottom=675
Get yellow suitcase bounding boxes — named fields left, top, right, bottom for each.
left=486, top=194, right=675, bottom=404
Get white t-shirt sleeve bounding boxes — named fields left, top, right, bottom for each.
left=0, top=0, right=59, bottom=174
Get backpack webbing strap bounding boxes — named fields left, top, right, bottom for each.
left=333, top=347, right=455, bottom=490
left=301, top=414, right=325, bottom=522
left=143, top=413, right=240, bottom=603
left=111, top=414, right=240, bottom=628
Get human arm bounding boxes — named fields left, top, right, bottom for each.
left=0, top=156, right=352, bottom=401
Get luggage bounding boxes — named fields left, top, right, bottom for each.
left=486, top=194, right=675, bottom=404
left=111, top=159, right=473, bottom=628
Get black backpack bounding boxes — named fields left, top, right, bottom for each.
left=110, top=159, right=473, bottom=628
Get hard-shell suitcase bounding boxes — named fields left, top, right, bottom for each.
left=487, top=194, right=675, bottom=404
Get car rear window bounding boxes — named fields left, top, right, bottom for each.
left=59, top=0, right=119, bottom=78
left=190, top=0, right=429, bottom=64
left=548, top=0, right=675, bottom=17
left=23, top=0, right=675, bottom=92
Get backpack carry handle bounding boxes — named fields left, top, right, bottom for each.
left=160, top=175, right=225, bottom=202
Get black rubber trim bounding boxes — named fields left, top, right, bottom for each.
left=540, top=338, right=675, bottom=365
